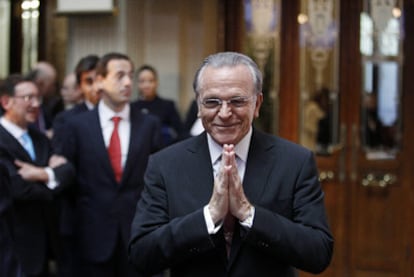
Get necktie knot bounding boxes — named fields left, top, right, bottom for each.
left=112, top=116, right=121, bottom=126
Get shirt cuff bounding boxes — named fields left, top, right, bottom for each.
left=239, top=206, right=255, bottom=228
left=203, top=205, right=222, bottom=234
left=44, top=167, right=58, bottom=190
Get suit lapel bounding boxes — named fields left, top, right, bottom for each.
left=28, top=128, right=49, bottom=165
left=0, top=125, right=34, bottom=162
left=243, top=130, right=276, bottom=205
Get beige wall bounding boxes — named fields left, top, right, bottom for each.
left=64, top=0, right=220, bottom=115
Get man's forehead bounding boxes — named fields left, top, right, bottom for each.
left=15, top=81, right=39, bottom=94
left=107, top=59, right=132, bottom=71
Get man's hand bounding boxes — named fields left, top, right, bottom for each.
left=208, top=148, right=230, bottom=224
left=224, top=144, right=252, bottom=221
left=14, top=159, right=48, bottom=182
left=48, top=154, right=67, bottom=168
left=208, top=144, right=252, bottom=224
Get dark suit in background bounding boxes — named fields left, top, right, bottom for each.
left=52, top=102, right=89, bottom=153
left=133, top=96, right=184, bottom=146
left=0, top=161, right=18, bottom=276
left=0, top=125, right=74, bottom=276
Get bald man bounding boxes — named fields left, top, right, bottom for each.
left=27, top=61, right=64, bottom=135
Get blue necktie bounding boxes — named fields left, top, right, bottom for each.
left=21, top=132, right=36, bottom=160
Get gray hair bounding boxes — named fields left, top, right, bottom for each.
left=192, top=52, right=263, bottom=95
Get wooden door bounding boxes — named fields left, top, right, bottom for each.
left=277, top=0, right=414, bottom=276
left=222, top=0, right=414, bottom=275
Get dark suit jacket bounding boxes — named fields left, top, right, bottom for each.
left=52, top=102, right=89, bottom=154
left=51, top=103, right=90, bottom=238
left=0, top=161, right=19, bottom=277
left=0, top=125, right=75, bottom=275
left=133, top=96, right=184, bottom=145
left=129, top=129, right=334, bottom=277
left=62, top=105, right=162, bottom=263
left=0, top=162, right=11, bottom=219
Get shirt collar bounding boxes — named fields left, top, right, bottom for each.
left=0, top=116, right=27, bottom=139
left=207, top=127, right=252, bottom=165
left=98, top=101, right=130, bottom=127
left=84, top=100, right=95, bottom=110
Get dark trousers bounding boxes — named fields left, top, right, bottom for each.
left=78, top=234, right=138, bottom=277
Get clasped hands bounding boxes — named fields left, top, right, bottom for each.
left=208, top=144, right=252, bottom=225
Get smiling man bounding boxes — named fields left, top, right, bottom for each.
left=129, top=52, right=333, bottom=277
left=0, top=74, right=74, bottom=276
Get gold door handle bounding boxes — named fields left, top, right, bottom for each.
left=319, top=171, right=335, bottom=183
left=361, top=173, right=397, bottom=188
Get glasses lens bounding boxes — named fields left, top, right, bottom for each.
left=229, top=97, right=249, bottom=107
left=203, top=99, right=221, bottom=109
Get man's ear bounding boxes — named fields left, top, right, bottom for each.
left=254, top=93, right=263, bottom=118
left=0, top=95, right=12, bottom=112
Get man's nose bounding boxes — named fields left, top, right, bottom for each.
left=218, top=101, right=232, bottom=117
left=124, top=75, right=132, bottom=87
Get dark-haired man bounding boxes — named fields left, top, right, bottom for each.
left=52, top=54, right=100, bottom=153
left=62, top=52, right=162, bottom=276
left=0, top=74, right=74, bottom=276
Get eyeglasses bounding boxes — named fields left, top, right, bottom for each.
left=200, top=95, right=255, bottom=109
left=13, top=94, right=43, bottom=104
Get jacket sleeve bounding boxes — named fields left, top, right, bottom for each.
left=128, top=155, right=215, bottom=275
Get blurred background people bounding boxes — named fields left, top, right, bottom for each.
left=52, top=54, right=100, bottom=277
left=60, top=73, right=82, bottom=110
left=52, top=54, right=100, bottom=153
left=315, top=88, right=332, bottom=154
left=184, top=99, right=204, bottom=137
left=27, top=61, right=63, bottom=137
left=0, top=74, right=74, bottom=277
left=133, top=64, right=185, bottom=146
left=363, top=93, right=383, bottom=148
left=301, top=88, right=332, bottom=152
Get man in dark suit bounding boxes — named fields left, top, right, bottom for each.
left=62, top=52, right=161, bottom=276
left=129, top=52, right=333, bottom=276
left=0, top=74, right=74, bottom=276
left=52, top=54, right=100, bottom=277
left=52, top=54, right=100, bottom=153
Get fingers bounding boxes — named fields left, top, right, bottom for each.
left=208, top=176, right=229, bottom=224
left=48, top=154, right=67, bottom=168
left=209, top=144, right=252, bottom=223
left=14, top=159, right=27, bottom=168
left=223, top=145, right=252, bottom=220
